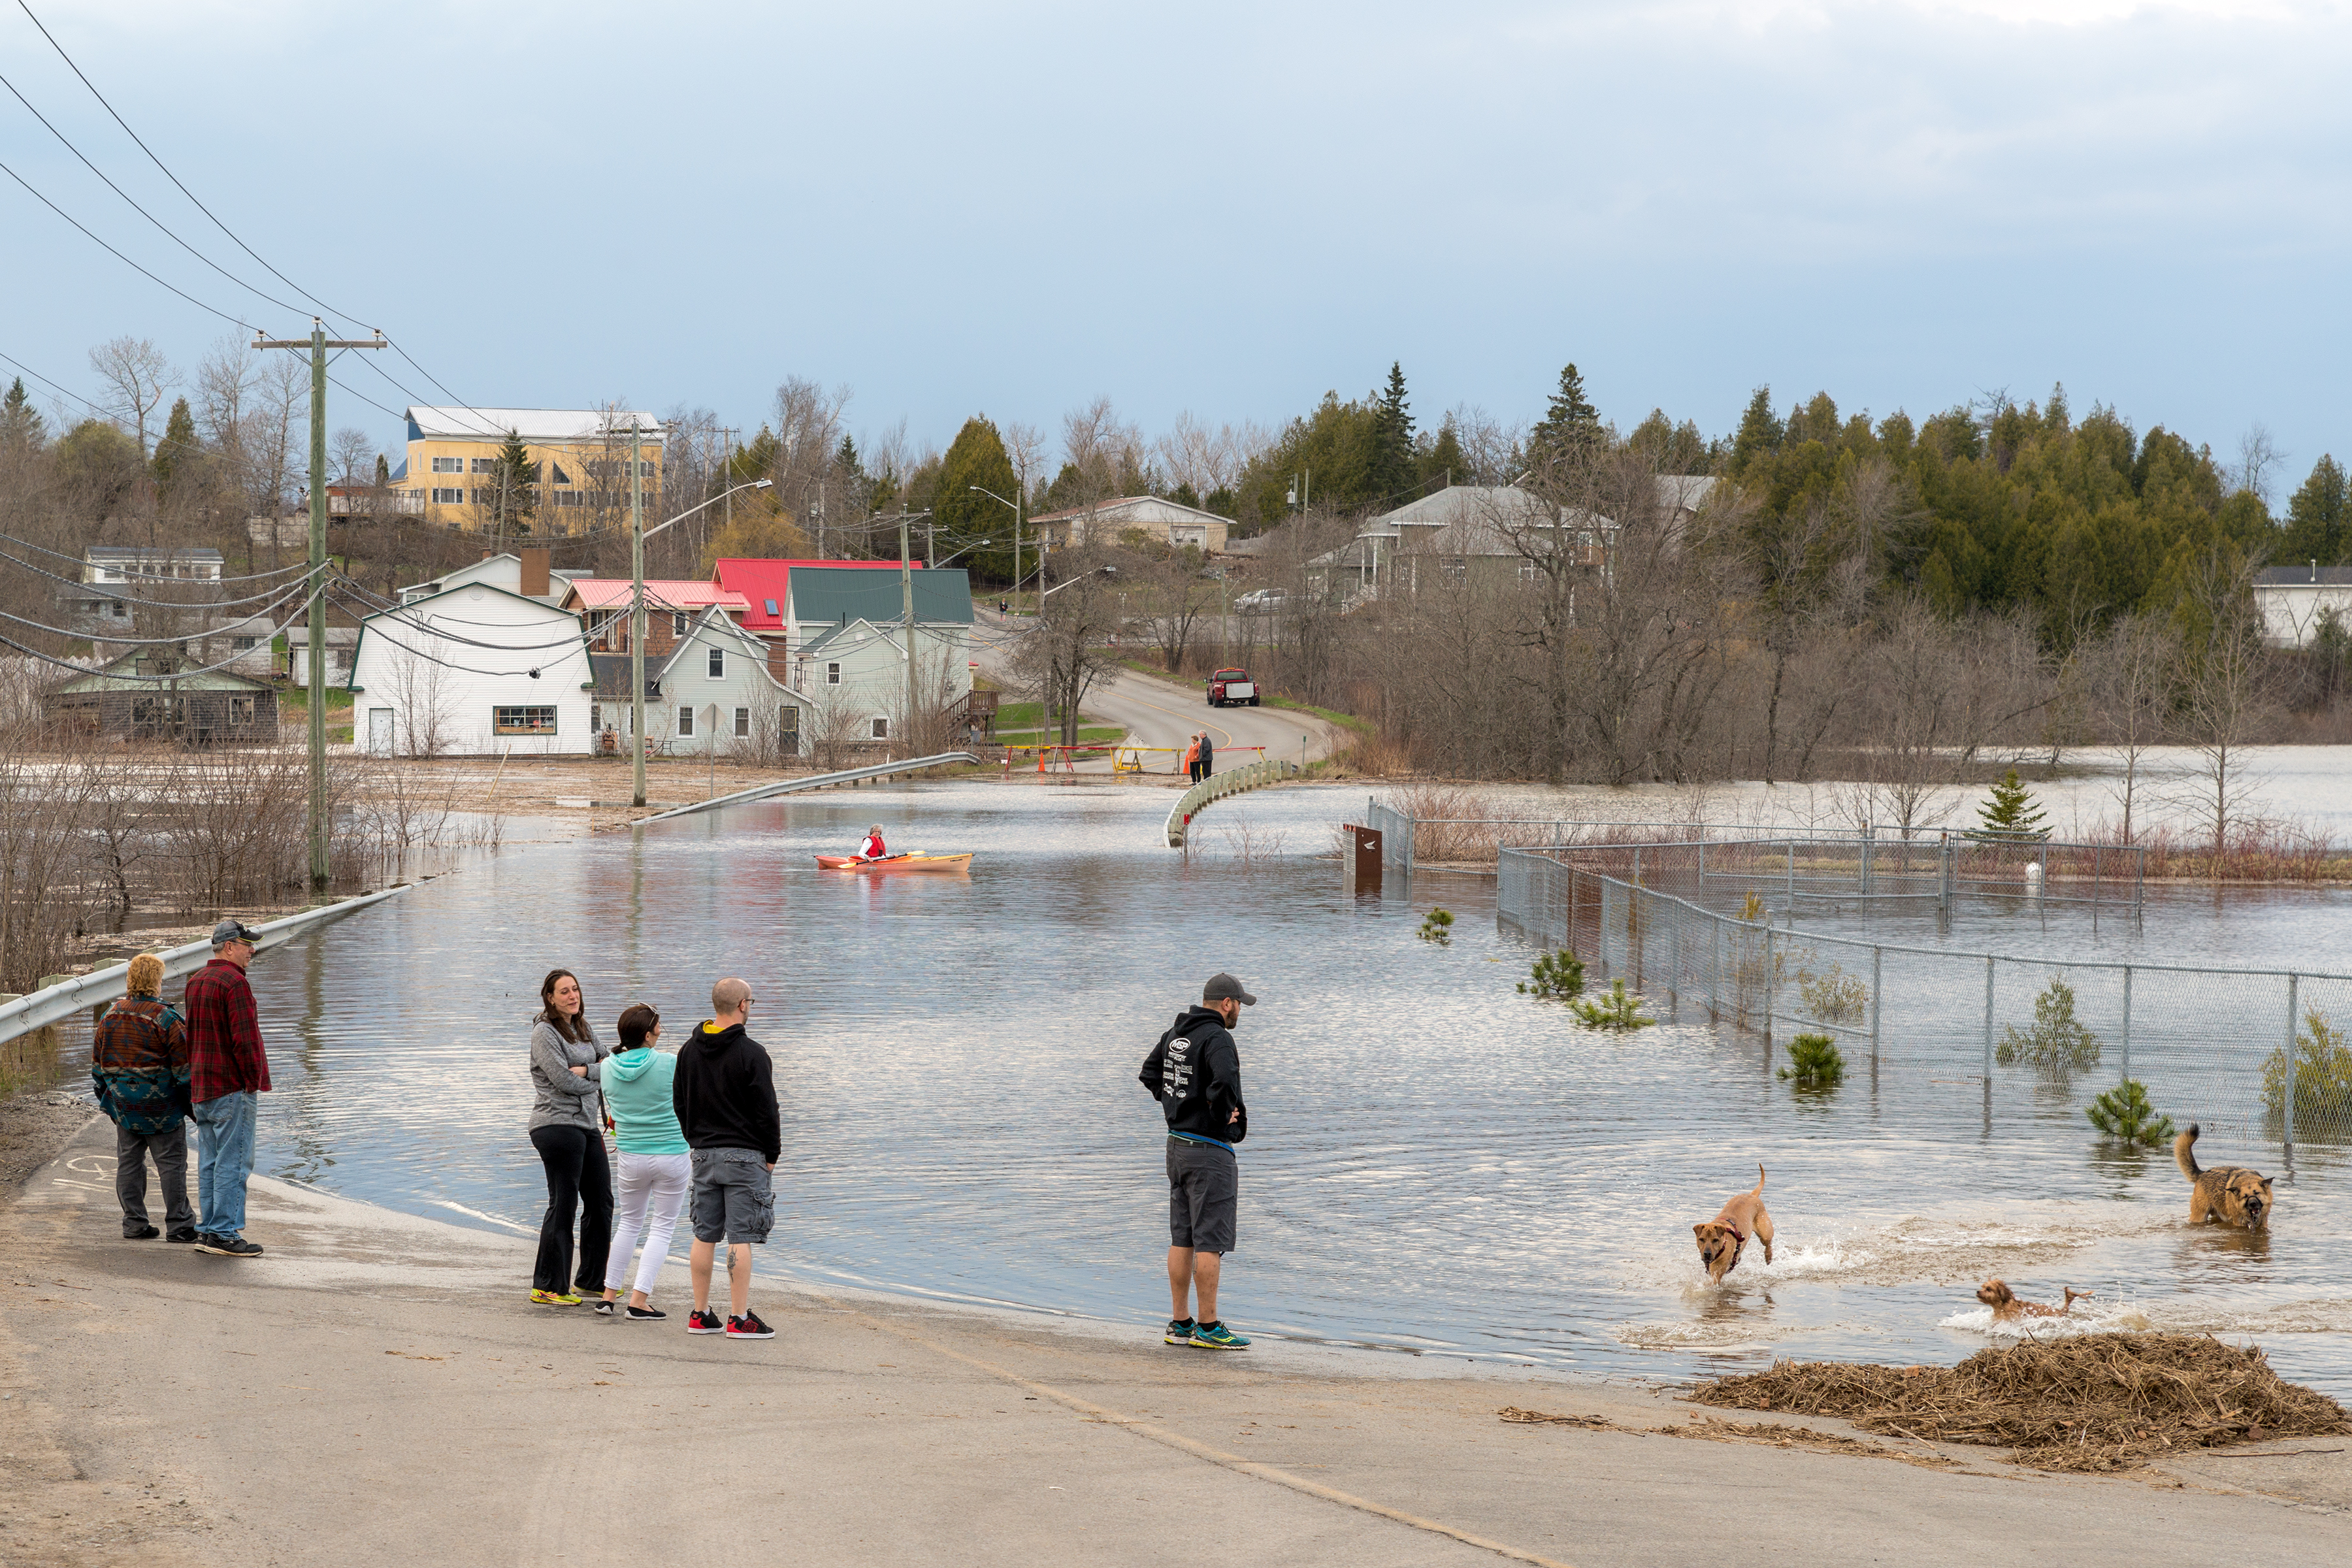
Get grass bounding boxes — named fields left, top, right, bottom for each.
left=278, top=685, right=355, bottom=711
left=1262, top=694, right=1373, bottom=733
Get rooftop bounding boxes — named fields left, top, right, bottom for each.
left=789, top=566, right=973, bottom=632
left=2255, top=566, right=2352, bottom=587
left=1028, top=494, right=1233, bottom=527
left=404, top=407, right=667, bottom=444
left=712, top=557, right=917, bottom=632
left=561, top=580, right=750, bottom=613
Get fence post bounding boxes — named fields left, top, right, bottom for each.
left=1869, top=945, right=1882, bottom=1071
left=1763, top=924, right=1776, bottom=1056
left=1786, top=841, right=1795, bottom=907
left=1709, top=914, right=1720, bottom=1023
left=2284, top=973, right=2299, bottom=1171
left=1982, top=955, right=1995, bottom=1088
left=2119, top=966, right=2132, bottom=1084
left=1697, top=838, right=1706, bottom=889
left=1861, top=821, right=1874, bottom=896
left=1941, top=833, right=1953, bottom=923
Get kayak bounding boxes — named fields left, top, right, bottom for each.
left=814, top=853, right=974, bottom=873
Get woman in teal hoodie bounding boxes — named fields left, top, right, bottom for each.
left=596, top=1004, right=692, bottom=1319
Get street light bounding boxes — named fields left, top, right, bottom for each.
left=630, top=474, right=773, bottom=809
left=1039, top=564, right=1115, bottom=602
left=968, top=485, right=1022, bottom=612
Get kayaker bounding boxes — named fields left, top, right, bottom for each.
left=855, top=825, right=887, bottom=861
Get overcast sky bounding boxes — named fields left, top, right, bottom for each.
left=3, top=0, right=2347, bottom=483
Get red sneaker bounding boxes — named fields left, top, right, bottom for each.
left=686, top=1308, right=724, bottom=1334
left=725, top=1311, right=774, bottom=1339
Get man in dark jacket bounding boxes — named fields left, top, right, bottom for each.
left=184, top=919, right=269, bottom=1258
left=1138, top=972, right=1254, bottom=1350
left=93, top=953, right=195, bottom=1241
left=672, top=976, right=779, bottom=1339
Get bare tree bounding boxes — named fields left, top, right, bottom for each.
left=2236, top=424, right=2286, bottom=506
left=1015, top=547, right=1121, bottom=747
left=89, top=336, right=174, bottom=457
left=330, top=427, right=376, bottom=487
left=2174, top=564, right=2276, bottom=867
left=2087, top=611, right=2180, bottom=842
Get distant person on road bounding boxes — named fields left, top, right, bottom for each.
left=1195, top=730, right=1214, bottom=779
left=1139, top=972, right=1254, bottom=1350
left=673, top=977, right=779, bottom=1340
left=1183, top=734, right=1202, bottom=783
left=596, top=1003, right=689, bottom=1320
left=92, top=953, right=194, bottom=1243
left=528, top=968, right=612, bottom=1306
left=184, top=919, right=269, bottom=1258
left=856, top=825, right=888, bottom=862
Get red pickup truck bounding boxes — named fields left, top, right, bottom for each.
left=1207, top=668, right=1259, bottom=708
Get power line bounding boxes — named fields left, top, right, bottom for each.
left=0, top=154, right=253, bottom=330
left=0, top=347, right=106, bottom=417
left=0, top=548, right=329, bottom=610
left=0, top=528, right=315, bottom=582
left=0, top=569, right=314, bottom=653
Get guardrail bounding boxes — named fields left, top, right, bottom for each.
left=1166, top=758, right=1303, bottom=847
left=0, top=886, right=408, bottom=1049
left=635, top=752, right=983, bottom=823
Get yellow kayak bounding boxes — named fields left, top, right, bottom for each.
left=814, top=853, right=974, bottom=874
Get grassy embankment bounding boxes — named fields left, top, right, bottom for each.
left=990, top=700, right=1122, bottom=750
left=276, top=683, right=355, bottom=744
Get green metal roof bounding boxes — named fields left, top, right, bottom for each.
left=788, top=567, right=972, bottom=629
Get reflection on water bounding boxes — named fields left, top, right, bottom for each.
left=239, top=781, right=2352, bottom=1393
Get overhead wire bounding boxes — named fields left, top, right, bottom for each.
left=0, top=548, right=330, bottom=610
left=0, top=155, right=253, bottom=331
left=0, top=347, right=108, bottom=418
left=0, top=529, right=316, bottom=581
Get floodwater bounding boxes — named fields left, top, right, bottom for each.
left=235, top=779, right=2352, bottom=1395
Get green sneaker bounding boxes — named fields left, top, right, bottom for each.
left=1163, top=1317, right=1195, bottom=1345
left=1190, top=1320, right=1250, bottom=1350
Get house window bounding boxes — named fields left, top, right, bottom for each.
left=551, top=461, right=570, bottom=484
left=733, top=706, right=750, bottom=737
left=228, top=695, right=255, bottom=725
left=707, top=646, right=725, bottom=678
left=431, top=487, right=465, bottom=504
left=870, top=716, right=889, bottom=740
left=678, top=705, right=694, bottom=736
left=1519, top=559, right=1541, bottom=582
left=107, top=600, right=129, bottom=619
left=672, top=612, right=688, bottom=636
left=763, top=598, right=779, bottom=617
left=431, top=456, right=463, bottom=474
left=826, top=662, right=841, bottom=685
left=591, top=703, right=602, bottom=732
left=493, top=705, right=557, bottom=735
left=231, top=635, right=259, bottom=651
left=779, top=706, right=799, bottom=755
left=1442, top=555, right=1467, bottom=581
left=553, top=490, right=583, bottom=507
left=638, top=460, right=657, bottom=477
left=470, top=456, right=498, bottom=474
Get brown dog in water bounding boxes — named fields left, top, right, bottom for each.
left=2176, top=1124, right=2274, bottom=1230
left=1693, top=1164, right=1773, bottom=1282
left=1976, top=1280, right=2091, bottom=1321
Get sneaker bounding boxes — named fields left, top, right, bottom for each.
left=530, top=1288, right=583, bottom=1306
left=1164, top=1317, right=1196, bottom=1345
left=125, top=1224, right=160, bottom=1240
left=725, top=1312, right=775, bottom=1339
left=198, top=1234, right=264, bottom=1258
left=1190, top=1320, right=1250, bottom=1350
left=686, top=1308, right=725, bottom=1334
left=166, top=1228, right=199, bottom=1244
left=591, top=1298, right=617, bottom=1316
left=625, top=1304, right=667, bottom=1321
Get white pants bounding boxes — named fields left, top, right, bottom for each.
left=604, top=1151, right=691, bottom=1296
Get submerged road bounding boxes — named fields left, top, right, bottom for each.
left=970, top=609, right=1348, bottom=776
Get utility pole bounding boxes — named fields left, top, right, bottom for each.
left=253, top=318, right=383, bottom=894
left=630, top=419, right=649, bottom=808
left=899, top=508, right=915, bottom=759
left=719, top=425, right=738, bottom=557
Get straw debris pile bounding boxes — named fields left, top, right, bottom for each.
left=1690, top=1333, right=2349, bottom=1472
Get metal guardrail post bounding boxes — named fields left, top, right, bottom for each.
left=2284, top=972, right=2299, bottom=1169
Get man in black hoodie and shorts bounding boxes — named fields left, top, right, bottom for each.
left=1139, top=972, right=1253, bottom=1350
left=672, top=976, right=779, bottom=1339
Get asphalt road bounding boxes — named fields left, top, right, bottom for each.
left=970, top=610, right=1347, bottom=777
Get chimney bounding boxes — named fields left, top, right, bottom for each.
left=521, top=546, right=551, bottom=599
left=482, top=549, right=494, bottom=562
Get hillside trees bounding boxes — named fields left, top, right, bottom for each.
left=931, top=416, right=1021, bottom=580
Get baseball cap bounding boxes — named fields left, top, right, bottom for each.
left=212, top=919, right=261, bottom=946
left=1203, top=972, right=1256, bottom=1005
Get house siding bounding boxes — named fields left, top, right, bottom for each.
left=349, top=584, right=594, bottom=756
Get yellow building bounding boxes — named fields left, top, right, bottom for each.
left=389, top=407, right=666, bottom=535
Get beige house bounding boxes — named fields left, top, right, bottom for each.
left=1026, top=495, right=1230, bottom=555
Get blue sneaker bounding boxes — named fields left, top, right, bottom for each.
left=1190, top=1320, right=1250, bottom=1350
left=1164, top=1317, right=1195, bottom=1345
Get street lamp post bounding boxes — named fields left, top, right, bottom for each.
left=1037, top=564, right=1115, bottom=743
left=628, top=472, right=774, bottom=808
left=968, top=485, right=1022, bottom=614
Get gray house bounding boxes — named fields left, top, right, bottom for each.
left=44, top=649, right=278, bottom=745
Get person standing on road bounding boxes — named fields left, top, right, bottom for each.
left=1183, top=734, right=1202, bottom=783
left=91, top=953, right=195, bottom=1243
left=528, top=968, right=613, bottom=1305
left=596, top=1003, right=690, bottom=1320
left=1195, top=730, right=1214, bottom=780
left=184, top=919, right=270, bottom=1258
left=1139, top=972, right=1254, bottom=1350
left=672, top=977, right=779, bottom=1340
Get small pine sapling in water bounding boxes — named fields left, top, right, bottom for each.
left=1518, top=947, right=1586, bottom=999
left=2262, top=1007, right=2352, bottom=1135
left=1777, top=1032, right=1845, bottom=1087
left=1995, top=975, right=2101, bottom=1081
left=1418, top=907, right=1456, bottom=945
left=2084, top=1080, right=2175, bottom=1147
left=1976, top=767, right=2048, bottom=840
left=1569, top=978, right=1654, bottom=1031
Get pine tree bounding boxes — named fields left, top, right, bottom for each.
left=0, top=376, right=45, bottom=449
left=1729, top=385, right=1784, bottom=474
left=151, top=395, right=199, bottom=495
left=1977, top=767, right=2048, bottom=838
left=2280, top=455, right=2351, bottom=567
left=488, top=428, right=537, bottom=534
left=1528, top=363, right=1602, bottom=465
left=1370, top=361, right=1416, bottom=504
left=1419, top=417, right=1466, bottom=489
left=2085, top=1080, right=2174, bottom=1145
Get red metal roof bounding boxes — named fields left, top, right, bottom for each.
left=561, top=579, right=750, bottom=612
left=712, top=557, right=918, bottom=632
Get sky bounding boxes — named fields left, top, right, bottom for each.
left=3, top=0, right=2349, bottom=486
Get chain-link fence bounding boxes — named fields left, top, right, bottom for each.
left=1499, top=841, right=2347, bottom=1168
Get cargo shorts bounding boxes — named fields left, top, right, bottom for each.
left=1166, top=1135, right=1237, bottom=1255
left=689, top=1148, right=774, bottom=1245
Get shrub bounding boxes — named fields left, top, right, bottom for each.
left=1518, top=947, right=1586, bottom=999
left=1417, top=907, right=1455, bottom=945
left=1798, top=963, right=1867, bottom=1026
left=2085, top=1080, right=2175, bottom=1147
left=2262, top=1007, right=2352, bottom=1136
left=1995, top=975, right=2102, bottom=1081
left=1778, top=1032, right=1845, bottom=1087
left=1570, top=978, right=1655, bottom=1031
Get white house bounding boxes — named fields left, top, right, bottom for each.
left=590, top=608, right=809, bottom=757
left=348, top=580, right=594, bottom=756
left=1026, top=495, right=1230, bottom=555
left=397, top=547, right=579, bottom=608
left=2254, top=566, right=2352, bottom=648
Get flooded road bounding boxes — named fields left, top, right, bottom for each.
left=238, top=779, right=2352, bottom=1394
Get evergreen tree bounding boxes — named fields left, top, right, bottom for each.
left=1977, top=767, right=2048, bottom=838
left=1729, top=385, right=1784, bottom=474
left=487, top=428, right=537, bottom=534
left=1418, top=417, right=1467, bottom=489
left=931, top=416, right=1020, bottom=580
left=2280, top=455, right=2351, bottom=566
left=0, top=376, right=44, bottom=449
left=1369, top=361, right=1416, bottom=504
left=375, top=453, right=391, bottom=486
left=1528, top=362, right=1602, bottom=464
left=151, top=395, right=199, bottom=495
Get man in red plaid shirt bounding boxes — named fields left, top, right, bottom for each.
left=184, top=919, right=270, bottom=1258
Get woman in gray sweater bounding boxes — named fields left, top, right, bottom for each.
left=528, top=968, right=612, bottom=1304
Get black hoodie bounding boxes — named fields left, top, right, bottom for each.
left=672, top=1019, right=779, bottom=1162
left=1139, top=1005, right=1247, bottom=1146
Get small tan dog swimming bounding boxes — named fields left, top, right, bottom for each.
left=1976, top=1280, right=2091, bottom=1322
left=1693, top=1164, right=1772, bottom=1282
